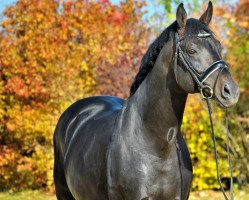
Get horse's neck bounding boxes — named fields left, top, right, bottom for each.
left=121, top=36, right=187, bottom=148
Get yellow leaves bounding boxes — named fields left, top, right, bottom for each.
left=239, top=21, right=249, bottom=29
left=214, top=7, right=226, bottom=16
left=17, top=157, right=33, bottom=172
left=0, top=147, right=16, bottom=167
left=0, top=81, right=5, bottom=120
left=80, top=61, right=97, bottom=94
left=182, top=95, right=230, bottom=190
left=80, top=61, right=89, bottom=72
left=198, top=124, right=204, bottom=131
left=183, top=116, right=187, bottom=124
left=36, top=13, right=43, bottom=23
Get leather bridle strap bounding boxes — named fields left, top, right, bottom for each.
left=174, top=32, right=229, bottom=98
left=200, top=60, right=228, bottom=83
left=205, top=98, right=234, bottom=200
left=226, top=110, right=234, bottom=200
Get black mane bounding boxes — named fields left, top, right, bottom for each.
left=130, top=19, right=212, bottom=96
left=129, top=22, right=177, bottom=96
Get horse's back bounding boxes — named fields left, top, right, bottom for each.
left=54, top=96, right=125, bottom=200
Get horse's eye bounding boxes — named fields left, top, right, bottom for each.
left=188, top=49, right=197, bottom=55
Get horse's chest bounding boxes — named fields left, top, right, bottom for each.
left=109, top=135, right=192, bottom=200
left=143, top=151, right=182, bottom=199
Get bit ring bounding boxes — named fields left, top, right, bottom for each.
left=200, top=85, right=213, bottom=99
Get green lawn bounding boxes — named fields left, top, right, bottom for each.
left=0, top=190, right=248, bottom=200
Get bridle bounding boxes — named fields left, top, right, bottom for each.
left=174, top=32, right=234, bottom=200
left=174, top=32, right=229, bottom=99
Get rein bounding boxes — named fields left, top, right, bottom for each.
left=205, top=98, right=234, bottom=200
left=174, top=32, right=234, bottom=200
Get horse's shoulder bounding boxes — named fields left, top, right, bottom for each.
left=54, top=96, right=125, bottom=154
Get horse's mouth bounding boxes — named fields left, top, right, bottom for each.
left=215, top=99, right=232, bottom=109
left=214, top=93, right=240, bottom=109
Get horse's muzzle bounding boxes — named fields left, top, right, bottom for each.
left=215, top=70, right=240, bottom=108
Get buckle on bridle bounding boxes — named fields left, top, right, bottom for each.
left=200, top=85, right=213, bottom=99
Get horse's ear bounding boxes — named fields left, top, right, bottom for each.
left=199, top=1, right=213, bottom=25
left=176, top=3, right=187, bottom=34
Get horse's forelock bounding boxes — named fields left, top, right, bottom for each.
left=185, top=18, right=212, bottom=35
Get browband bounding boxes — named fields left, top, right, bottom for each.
left=197, top=33, right=211, bottom=37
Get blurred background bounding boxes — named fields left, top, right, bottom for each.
left=0, top=0, right=248, bottom=199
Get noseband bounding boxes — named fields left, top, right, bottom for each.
left=174, top=32, right=228, bottom=98
left=174, top=32, right=234, bottom=200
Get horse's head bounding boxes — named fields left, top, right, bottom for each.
left=174, top=2, right=239, bottom=108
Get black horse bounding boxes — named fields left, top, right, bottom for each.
left=53, top=2, right=239, bottom=200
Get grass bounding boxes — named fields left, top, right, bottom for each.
left=189, top=190, right=249, bottom=200
left=0, top=190, right=56, bottom=200
left=0, top=190, right=248, bottom=200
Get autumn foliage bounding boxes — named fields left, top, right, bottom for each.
left=183, top=96, right=230, bottom=190
left=214, top=0, right=249, bottom=186
left=0, top=0, right=148, bottom=190
left=0, top=0, right=248, bottom=192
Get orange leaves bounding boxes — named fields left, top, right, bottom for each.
left=17, top=157, right=33, bottom=172
left=214, top=7, right=226, bottom=17
left=215, top=0, right=249, bottom=30
left=6, top=77, right=29, bottom=98
left=0, top=146, right=17, bottom=168
left=235, top=0, right=249, bottom=29
left=0, top=0, right=149, bottom=190
left=108, top=10, right=126, bottom=26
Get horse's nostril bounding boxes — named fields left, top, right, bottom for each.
left=224, top=85, right=230, bottom=95
left=222, top=84, right=231, bottom=98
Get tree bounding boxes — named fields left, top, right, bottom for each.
left=215, top=0, right=249, bottom=187
left=0, top=0, right=149, bottom=190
